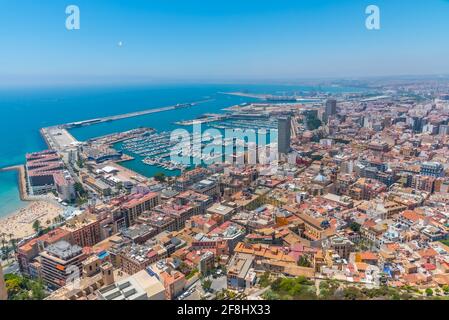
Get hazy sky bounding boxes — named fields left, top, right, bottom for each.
left=0, top=0, right=448, bottom=84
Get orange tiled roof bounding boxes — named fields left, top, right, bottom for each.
left=401, top=210, right=424, bottom=222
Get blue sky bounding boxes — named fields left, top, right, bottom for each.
left=0, top=0, right=448, bottom=84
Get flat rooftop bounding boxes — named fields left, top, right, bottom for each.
left=45, top=240, right=83, bottom=261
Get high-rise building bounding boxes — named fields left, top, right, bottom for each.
left=17, top=228, right=72, bottom=277
left=439, top=124, right=449, bottom=136
left=412, top=116, right=425, bottom=133
left=277, top=116, right=291, bottom=154
left=324, top=99, right=337, bottom=122
left=0, top=262, right=7, bottom=300
left=198, top=251, right=215, bottom=275
left=61, top=212, right=101, bottom=247
left=39, top=240, right=87, bottom=289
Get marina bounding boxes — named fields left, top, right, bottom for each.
left=207, top=118, right=278, bottom=131
left=120, top=129, right=224, bottom=169
left=118, top=123, right=268, bottom=170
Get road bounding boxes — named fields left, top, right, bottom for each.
left=180, top=275, right=227, bottom=300
left=2, top=261, right=20, bottom=275
left=210, top=275, right=227, bottom=292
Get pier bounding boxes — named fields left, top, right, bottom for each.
left=62, top=99, right=213, bottom=129
left=174, top=113, right=229, bottom=126
left=40, top=127, right=79, bottom=151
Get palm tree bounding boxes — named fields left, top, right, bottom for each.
left=8, top=233, right=15, bottom=262
left=32, top=220, right=41, bottom=234
left=0, top=233, right=7, bottom=261
left=9, top=233, right=17, bottom=258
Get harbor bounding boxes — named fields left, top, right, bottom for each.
left=119, top=130, right=222, bottom=170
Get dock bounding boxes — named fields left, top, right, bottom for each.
left=174, top=113, right=230, bottom=126
left=40, top=127, right=79, bottom=151
left=62, top=99, right=213, bottom=129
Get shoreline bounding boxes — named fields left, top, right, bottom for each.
left=0, top=165, right=64, bottom=240
left=0, top=199, right=64, bottom=240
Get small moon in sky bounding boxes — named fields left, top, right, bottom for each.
left=117, top=41, right=123, bottom=47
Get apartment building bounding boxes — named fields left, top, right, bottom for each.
left=39, top=240, right=87, bottom=289
left=61, top=212, right=101, bottom=247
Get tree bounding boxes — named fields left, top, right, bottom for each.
left=271, top=278, right=282, bottom=291
left=32, top=220, right=41, bottom=233
left=5, top=274, right=48, bottom=300
left=9, top=236, right=18, bottom=257
left=202, top=279, right=212, bottom=292
left=185, top=268, right=198, bottom=280
left=268, top=276, right=316, bottom=300
left=298, top=256, right=312, bottom=268
left=349, top=222, right=361, bottom=232
left=74, top=182, right=87, bottom=197
left=76, top=158, right=84, bottom=168
left=30, top=280, right=46, bottom=300
left=154, top=172, right=167, bottom=182
left=319, top=280, right=340, bottom=299
left=0, top=233, right=7, bottom=259
left=342, top=286, right=364, bottom=300
left=259, top=271, right=271, bottom=288
left=53, top=214, right=65, bottom=224
left=5, top=275, right=22, bottom=298
left=227, top=290, right=236, bottom=299
left=442, top=285, right=449, bottom=295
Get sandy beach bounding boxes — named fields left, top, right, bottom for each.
left=0, top=200, right=64, bottom=240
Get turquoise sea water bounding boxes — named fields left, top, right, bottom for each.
left=0, top=84, right=366, bottom=218
left=0, top=170, right=25, bottom=216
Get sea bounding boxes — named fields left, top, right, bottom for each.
left=0, top=83, right=367, bottom=218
